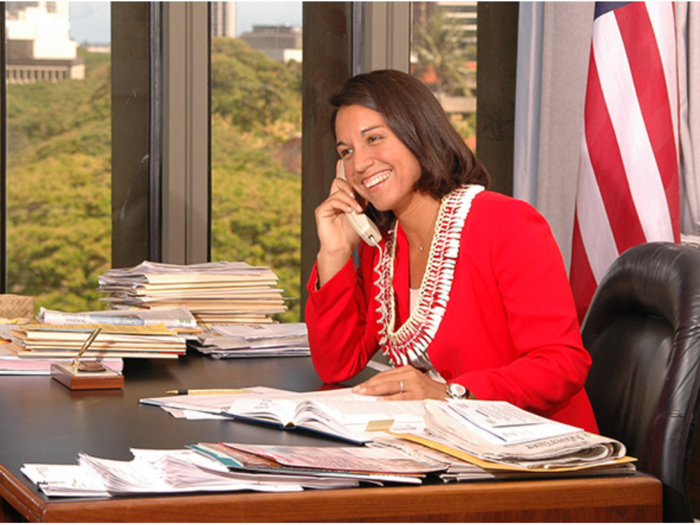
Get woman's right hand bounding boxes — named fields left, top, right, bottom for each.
left=315, top=161, right=366, bottom=287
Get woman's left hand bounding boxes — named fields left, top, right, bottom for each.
left=351, top=365, right=447, bottom=400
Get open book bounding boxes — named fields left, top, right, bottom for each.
left=222, top=388, right=426, bottom=445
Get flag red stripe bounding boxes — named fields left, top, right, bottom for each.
left=570, top=215, right=597, bottom=324
left=615, top=3, right=680, bottom=239
left=583, top=51, right=647, bottom=252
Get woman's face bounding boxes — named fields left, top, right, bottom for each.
left=335, top=104, right=422, bottom=215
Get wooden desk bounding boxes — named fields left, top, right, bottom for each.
left=0, top=352, right=662, bottom=522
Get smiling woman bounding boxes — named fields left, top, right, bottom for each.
left=305, top=70, right=599, bottom=436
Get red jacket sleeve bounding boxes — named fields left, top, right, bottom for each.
left=305, top=245, right=380, bottom=383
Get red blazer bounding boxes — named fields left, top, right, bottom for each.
left=306, top=191, right=599, bottom=433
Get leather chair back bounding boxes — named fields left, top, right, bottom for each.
left=582, top=242, right=700, bottom=523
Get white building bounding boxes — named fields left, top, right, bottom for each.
left=211, top=1, right=237, bottom=38
left=5, top=1, right=84, bottom=84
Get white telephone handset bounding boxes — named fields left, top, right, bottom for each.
left=339, top=163, right=381, bottom=247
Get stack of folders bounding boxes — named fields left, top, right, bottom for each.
left=97, top=261, right=287, bottom=325
left=7, top=323, right=187, bottom=361
left=194, top=323, right=310, bottom=358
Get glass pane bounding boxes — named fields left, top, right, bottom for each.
left=210, top=1, right=303, bottom=322
left=5, top=1, right=112, bottom=312
left=411, top=1, right=477, bottom=150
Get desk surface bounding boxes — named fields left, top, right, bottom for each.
left=0, top=351, right=662, bottom=522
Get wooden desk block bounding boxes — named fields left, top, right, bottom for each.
left=50, top=363, right=124, bottom=390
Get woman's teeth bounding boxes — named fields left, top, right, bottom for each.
left=363, top=170, right=391, bottom=189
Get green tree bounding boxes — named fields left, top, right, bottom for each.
left=6, top=59, right=112, bottom=313
left=210, top=37, right=302, bottom=321
left=412, top=10, right=475, bottom=102
left=6, top=41, right=303, bottom=320
left=211, top=38, right=301, bottom=134
left=211, top=117, right=301, bottom=322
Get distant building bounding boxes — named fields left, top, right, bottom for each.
left=412, top=1, right=477, bottom=53
left=439, top=1, right=477, bottom=48
left=211, top=1, right=237, bottom=38
left=411, top=1, right=477, bottom=116
left=5, top=1, right=84, bottom=84
left=239, top=25, right=302, bottom=63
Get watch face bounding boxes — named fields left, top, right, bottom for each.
left=447, top=383, right=467, bottom=398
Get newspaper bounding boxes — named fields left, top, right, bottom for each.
left=420, top=400, right=629, bottom=470
left=38, top=306, right=198, bottom=330
left=368, top=434, right=635, bottom=481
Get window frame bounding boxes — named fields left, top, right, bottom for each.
left=0, top=1, right=517, bottom=314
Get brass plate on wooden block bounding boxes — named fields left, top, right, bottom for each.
left=51, top=363, right=124, bottom=390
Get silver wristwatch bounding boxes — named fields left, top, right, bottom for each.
left=446, top=382, right=468, bottom=400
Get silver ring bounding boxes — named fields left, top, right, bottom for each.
left=399, top=380, right=404, bottom=394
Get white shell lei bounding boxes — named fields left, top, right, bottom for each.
left=374, top=184, right=484, bottom=369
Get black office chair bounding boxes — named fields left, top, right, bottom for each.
left=582, top=242, right=700, bottom=523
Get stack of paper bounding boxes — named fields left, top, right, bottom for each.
left=194, top=323, right=310, bottom=358
left=7, top=323, right=187, bottom=360
left=22, top=444, right=444, bottom=498
left=22, top=448, right=343, bottom=497
left=97, top=261, right=287, bottom=324
left=22, top=442, right=447, bottom=498
left=0, top=342, right=123, bottom=376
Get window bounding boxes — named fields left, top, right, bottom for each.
left=410, top=1, right=477, bottom=150
left=1, top=2, right=492, bottom=320
left=4, top=1, right=112, bottom=311
left=210, top=2, right=303, bottom=322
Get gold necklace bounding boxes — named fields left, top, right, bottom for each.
left=408, top=240, right=429, bottom=251
left=406, top=207, right=440, bottom=251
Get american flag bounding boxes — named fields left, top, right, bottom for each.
left=570, top=2, right=680, bottom=322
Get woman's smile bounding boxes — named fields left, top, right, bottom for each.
left=362, top=169, right=392, bottom=190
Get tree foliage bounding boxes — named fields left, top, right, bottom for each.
left=211, top=38, right=301, bottom=133
left=412, top=10, right=475, bottom=100
left=7, top=39, right=302, bottom=321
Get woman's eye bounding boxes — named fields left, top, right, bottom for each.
left=339, top=148, right=352, bottom=158
left=368, top=135, right=382, bottom=144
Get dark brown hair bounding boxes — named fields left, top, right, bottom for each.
left=330, top=69, right=489, bottom=229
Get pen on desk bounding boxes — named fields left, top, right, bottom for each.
left=71, top=327, right=102, bottom=367
left=166, top=389, right=248, bottom=395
